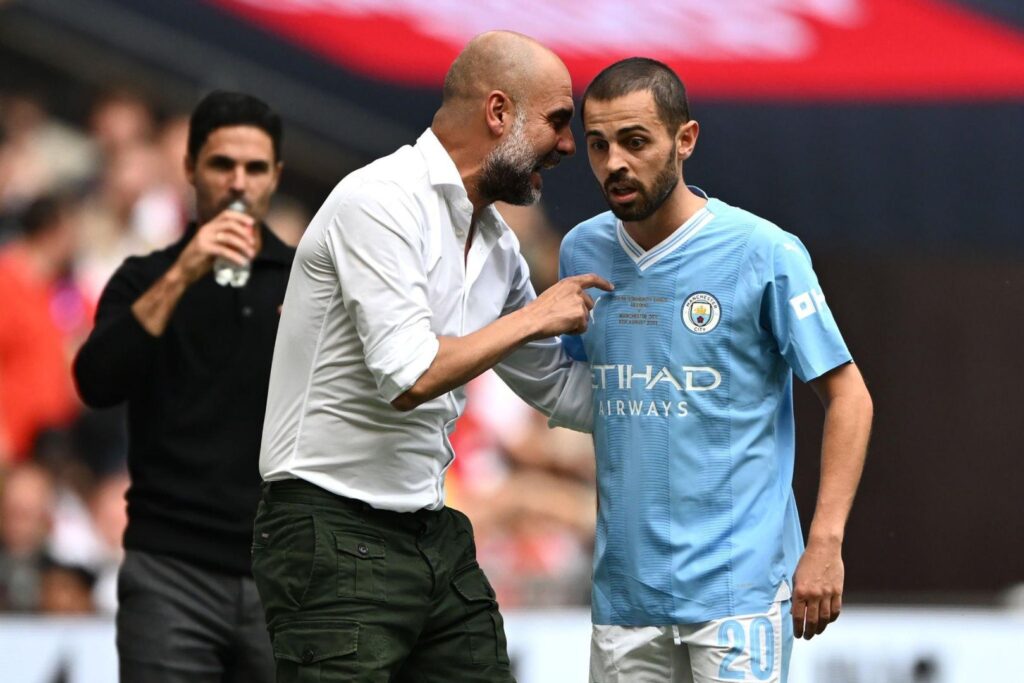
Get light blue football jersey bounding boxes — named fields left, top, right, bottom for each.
left=561, top=188, right=852, bottom=626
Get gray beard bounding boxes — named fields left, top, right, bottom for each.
left=478, top=110, right=540, bottom=206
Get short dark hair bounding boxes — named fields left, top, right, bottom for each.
left=187, top=91, right=282, bottom=162
left=21, top=193, right=73, bottom=239
left=582, top=58, right=690, bottom=133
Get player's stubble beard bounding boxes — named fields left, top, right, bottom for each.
left=478, top=108, right=560, bottom=206
left=603, top=147, right=680, bottom=222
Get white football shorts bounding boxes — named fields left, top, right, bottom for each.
left=590, top=598, right=793, bottom=683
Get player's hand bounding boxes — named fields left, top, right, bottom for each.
left=791, top=536, right=844, bottom=640
left=523, top=273, right=613, bottom=339
left=175, top=207, right=256, bottom=284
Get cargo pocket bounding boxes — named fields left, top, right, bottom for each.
left=272, top=620, right=359, bottom=683
left=251, top=506, right=319, bottom=612
left=334, top=532, right=387, bottom=602
left=452, top=562, right=510, bottom=666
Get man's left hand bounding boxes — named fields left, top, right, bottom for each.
left=791, top=536, right=844, bottom=640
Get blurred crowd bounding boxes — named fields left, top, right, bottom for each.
left=0, top=87, right=596, bottom=615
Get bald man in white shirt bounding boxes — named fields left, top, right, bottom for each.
left=252, top=31, right=609, bottom=682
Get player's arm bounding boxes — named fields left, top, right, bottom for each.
left=792, top=361, right=873, bottom=640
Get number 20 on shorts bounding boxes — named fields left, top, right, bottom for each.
left=718, top=617, right=775, bottom=681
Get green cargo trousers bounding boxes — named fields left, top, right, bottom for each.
left=251, top=479, right=516, bottom=683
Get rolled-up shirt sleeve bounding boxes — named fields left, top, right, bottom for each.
left=324, top=181, right=440, bottom=403
left=496, top=344, right=593, bottom=432
left=493, top=254, right=593, bottom=433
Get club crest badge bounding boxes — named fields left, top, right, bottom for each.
left=681, top=292, right=721, bottom=334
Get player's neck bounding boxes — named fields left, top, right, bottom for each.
left=624, top=184, right=707, bottom=252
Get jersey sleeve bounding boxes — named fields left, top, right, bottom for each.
left=761, top=235, right=852, bottom=383
left=557, top=230, right=588, bottom=362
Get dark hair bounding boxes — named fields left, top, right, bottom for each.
left=21, top=194, right=72, bottom=239
left=187, top=91, right=282, bottom=161
left=581, top=58, right=690, bottom=133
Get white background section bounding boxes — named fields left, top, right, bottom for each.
left=1, top=607, right=1023, bottom=682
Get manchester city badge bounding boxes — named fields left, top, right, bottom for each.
left=681, top=291, right=721, bottom=334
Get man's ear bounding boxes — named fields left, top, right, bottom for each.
left=270, top=161, right=284, bottom=194
left=485, top=90, right=512, bottom=137
left=677, top=120, right=699, bottom=161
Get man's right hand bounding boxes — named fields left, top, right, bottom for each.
left=521, top=273, right=613, bottom=340
left=174, top=208, right=256, bottom=285
left=392, top=272, right=614, bottom=412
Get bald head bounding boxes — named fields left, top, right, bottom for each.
left=442, top=31, right=566, bottom=109
left=433, top=31, right=576, bottom=210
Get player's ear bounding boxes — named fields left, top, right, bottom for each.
left=677, top=120, right=699, bottom=162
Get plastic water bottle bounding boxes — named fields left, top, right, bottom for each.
left=213, top=199, right=251, bottom=288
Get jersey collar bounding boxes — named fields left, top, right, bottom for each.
left=615, top=186, right=715, bottom=272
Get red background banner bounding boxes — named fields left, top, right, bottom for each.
left=206, top=0, right=1024, bottom=100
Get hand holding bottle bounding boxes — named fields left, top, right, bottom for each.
left=212, top=199, right=253, bottom=287
left=173, top=200, right=256, bottom=287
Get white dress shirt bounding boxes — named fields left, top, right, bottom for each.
left=260, top=129, right=592, bottom=512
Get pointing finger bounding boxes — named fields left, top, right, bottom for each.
left=573, top=273, right=613, bottom=292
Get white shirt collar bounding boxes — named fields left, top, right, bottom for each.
left=415, top=128, right=507, bottom=240
left=417, top=128, right=463, bottom=190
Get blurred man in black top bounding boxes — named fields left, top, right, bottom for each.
left=73, top=91, right=292, bottom=683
